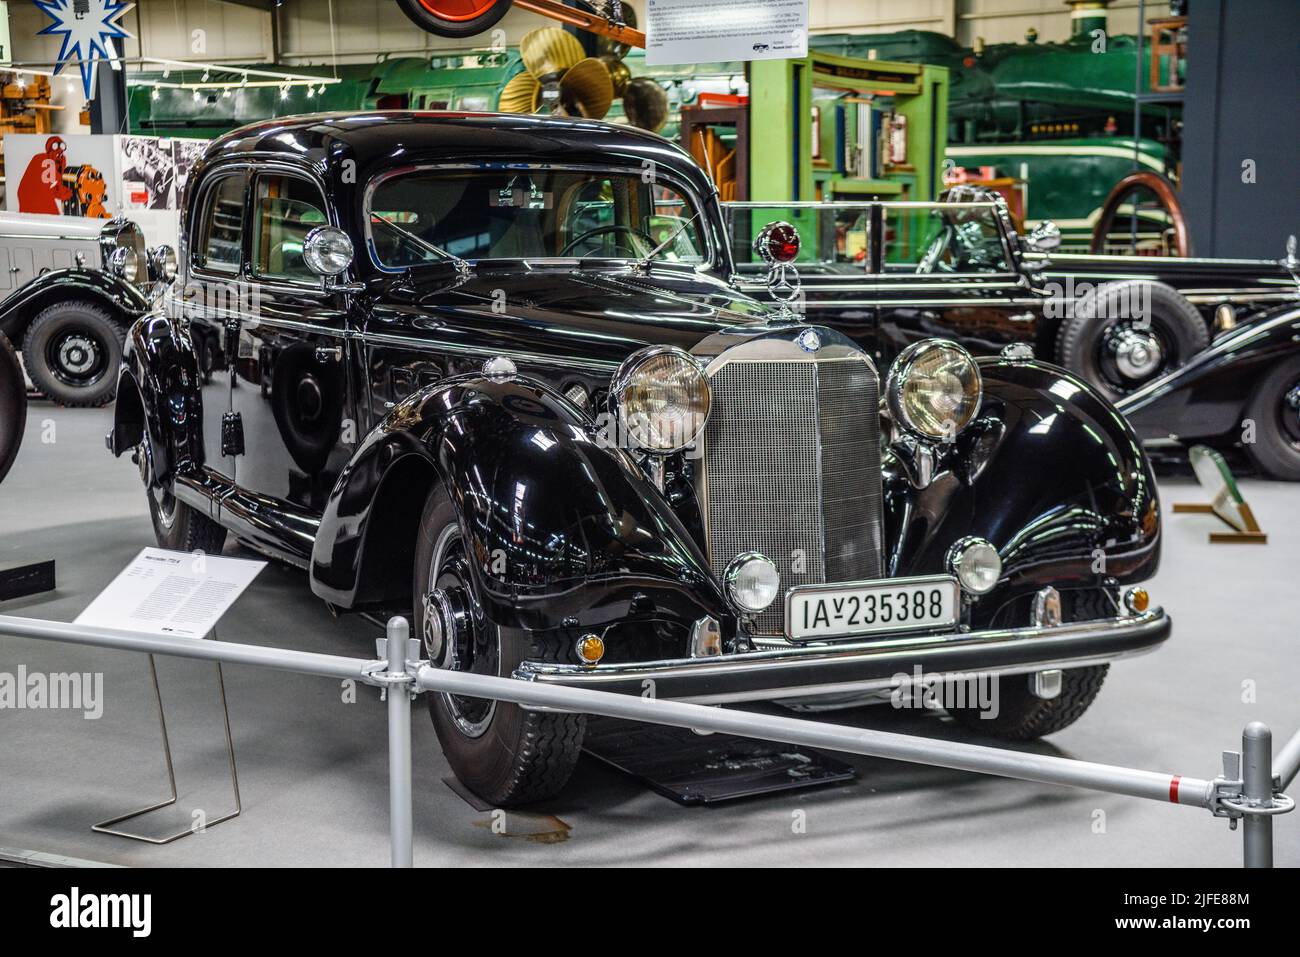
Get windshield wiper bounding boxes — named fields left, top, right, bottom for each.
left=372, top=213, right=472, bottom=278
left=635, top=213, right=701, bottom=274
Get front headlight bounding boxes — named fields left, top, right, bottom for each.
left=108, top=246, right=139, bottom=284
left=610, top=346, right=710, bottom=454
left=886, top=339, right=982, bottom=442
left=149, top=244, right=178, bottom=283
left=724, top=552, right=781, bottom=614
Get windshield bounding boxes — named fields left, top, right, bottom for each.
left=367, top=168, right=708, bottom=270
left=906, top=206, right=1010, bottom=273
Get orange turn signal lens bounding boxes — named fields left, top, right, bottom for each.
left=1125, top=588, right=1150, bottom=614
left=576, top=634, right=605, bottom=664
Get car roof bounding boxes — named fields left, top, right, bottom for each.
left=205, top=111, right=701, bottom=177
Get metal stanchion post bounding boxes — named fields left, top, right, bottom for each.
left=1241, top=722, right=1273, bottom=869
left=386, top=617, right=414, bottom=869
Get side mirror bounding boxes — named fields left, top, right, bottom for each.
left=1025, top=220, right=1062, bottom=253
left=149, top=244, right=178, bottom=285
left=303, top=226, right=355, bottom=278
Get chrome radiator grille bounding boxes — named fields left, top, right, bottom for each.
left=700, top=352, right=884, bottom=636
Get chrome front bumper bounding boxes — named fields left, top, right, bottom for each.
left=514, top=608, right=1171, bottom=705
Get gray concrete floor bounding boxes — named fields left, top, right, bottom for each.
left=1, top=404, right=1297, bottom=867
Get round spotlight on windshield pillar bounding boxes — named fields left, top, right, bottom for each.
left=724, top=552, right=781, bottom=615
left=947, top=537, right=1002, bottom=596
left=754, top=221, right=801, bottom=265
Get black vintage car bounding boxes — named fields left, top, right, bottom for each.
left=109, top=112, right=1168, bottom=806
left=0, top=331, right=24, bottom=484
left=0, top=215, right=176, bottom=407
left=726, top=195, right=1300, bottom=479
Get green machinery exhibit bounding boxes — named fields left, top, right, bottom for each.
left=125, top=0, right=1183, bottom=255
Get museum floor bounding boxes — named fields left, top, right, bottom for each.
left=2, top=404, right=1296, bottom=868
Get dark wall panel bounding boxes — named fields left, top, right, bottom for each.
left=1181, top=0, right=1300, bottom=258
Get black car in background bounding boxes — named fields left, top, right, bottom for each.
left=726, top=194, right=1300, bottom=479
left=109, top=112, right=1168, bottom=806
left=0, top=331, right=24, bottom=484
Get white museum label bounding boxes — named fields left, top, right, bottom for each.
left=75, top=548, right=266, bottom=638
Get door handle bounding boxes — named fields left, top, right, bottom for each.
left=315, top=345, right=344, bottom=363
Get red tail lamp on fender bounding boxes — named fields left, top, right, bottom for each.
left=754, top=221, right=801, bottom=265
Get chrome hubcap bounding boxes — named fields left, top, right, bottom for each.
left=1283, top=384, right=1300, bottom=444
left=58, top=335, right=98, bottom=376
left=426, top=525, right=497, bottom=739
left=1112, top=328, right=1163, bottom=379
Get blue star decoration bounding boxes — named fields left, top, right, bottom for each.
left=35, top=0, right=135, bottom=98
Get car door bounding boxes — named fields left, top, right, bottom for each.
left=228, top=169, right=355, bottom=535
left=176, top=166, right=249, bottom=503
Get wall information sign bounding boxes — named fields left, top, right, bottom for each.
left=645, top=0, right=809, bottom=66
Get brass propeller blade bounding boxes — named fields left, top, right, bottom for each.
left=557, top=57, right=614, bottom=120
left=599, top=54, right=631, bottom=98
left=520, top=27, right=585, bottom=84
left=622, top=76, right=669, bottom=132
left=498, top=71, right=542, bottom=113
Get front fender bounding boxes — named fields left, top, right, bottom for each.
left=312, top=373, right=729, bottom=642
left=0, top=267, right=149, bottom=340
left=885, top=355, right=1161, bottom=625
left=1117, top=303, right=1300, bottom=440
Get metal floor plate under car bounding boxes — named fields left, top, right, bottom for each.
left=581, top=717, right=856, bottom=805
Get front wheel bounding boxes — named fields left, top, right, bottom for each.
left=22, top=300, right=126, bottom=407
left=395, top=0, right=514, bottom=39
left=1055, top=280, right=1208, bottom=398
left=945, top=590, right=1113, bottom=739
left=413, top=485, right=584, bottom=806
left=946, top=664, right=1109, bottom=740
left=1242, top=355, right=1300, bottom=480
left=140, top=438, right=228, bottom=554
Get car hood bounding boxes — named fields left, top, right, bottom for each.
left=381, top=264, right=778, bottom=372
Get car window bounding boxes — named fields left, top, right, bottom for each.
left=887, top=205, right=1010, bottom=274
left=368, top=168, right=706, bottom=268
left=197, top=174, right=246, bottom=274
left=252, top=175, right=329, bottom=281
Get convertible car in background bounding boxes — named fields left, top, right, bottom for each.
left=109, top=112, right=1168, bottom=807
left=726, top=194, right=1300, bottom=479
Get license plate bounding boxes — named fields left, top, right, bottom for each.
left=785, top=575, right=960, bottom=641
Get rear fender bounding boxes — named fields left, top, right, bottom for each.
left=1116, top=303, right=1300, bottom=440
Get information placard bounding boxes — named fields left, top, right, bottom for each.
left=645, top=0, right=808, bottom=66
left=75, top=548, right=266, bottom=638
